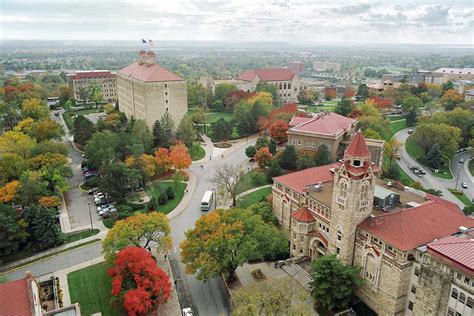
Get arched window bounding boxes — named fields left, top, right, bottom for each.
left=451, top=288, right=458, bottom=299
left=460, top=292, right=466, bottom=303
left=467, top=297, right=473, bottom=308
left=284, top=83, right=287, bottom=89
left=339, top=179, right=348, bottom=198
left=361, top=181, right=370, bottom=200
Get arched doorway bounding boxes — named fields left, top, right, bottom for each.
left=309, top=238, right=327, bottom=260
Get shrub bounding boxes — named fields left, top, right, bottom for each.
left=250, top=171, right=268, bottom=186
left=158, top=193, right=168, bottom=205
left=166, top=186, right=175, bottom=200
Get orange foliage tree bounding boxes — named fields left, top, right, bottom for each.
left=324, top=87, right=337, bottom=100
left=370, top=95, right=394, bottom=108
left=254, top=147, right=273, bottom=169
left=343, top=87, right=355, bottom=99
left=108, top=247, right=171, bottom=316
left=154, top=148, right=172, bottom=175
left=269, top=120, right=288, bottom=144
left=38, top=196, right=61, bottom=208
left=170, top=143, right=192, bottom=171
left=0, top=180, right=20, bottom=203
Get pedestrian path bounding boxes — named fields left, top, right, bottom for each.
left=167, top=171, right=197, bottom=220
left=236, top=184, right=273, bottom=199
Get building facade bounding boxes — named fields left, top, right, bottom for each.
left=272, top=132, right=474, bottom=315
left=117, top=50, right=188, bottom=129
left=313, top=61, right=341, bottom=72
left=432, top=68, right=474, bottom=83
left=67, top=70, right=117, bottom=103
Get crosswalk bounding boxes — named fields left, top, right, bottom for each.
left=280, top=262, right=313, bottom=292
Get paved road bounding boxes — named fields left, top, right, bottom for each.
left=169, top=139, right=255, bottom=316
left=394, top=128, right=465, bottom=209
left=450, top=152, right=474, bottom=202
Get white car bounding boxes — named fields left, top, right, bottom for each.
left=97, top=203, right=112, bottom=213
left=461, top=182, right=468, bottom=189
left=182, top=308, right=193, bottom=316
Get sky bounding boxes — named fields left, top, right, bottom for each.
left=1, top=0, right=473, bottom=45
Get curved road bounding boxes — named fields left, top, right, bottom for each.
left=394, top=128, right=466, bottom=209
left=450, top=151, right=473, bottom=202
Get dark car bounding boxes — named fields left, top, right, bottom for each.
left=54, top=112, right=60, bottom=117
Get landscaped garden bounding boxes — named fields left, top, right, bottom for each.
left=189, top=142, right=206, bottom=161
left=62, top=107, right=104, bottom=129
left=236, top=168, right=271, bottom=195
left=145, top=181, right=187, bottom=214
left=237, top=187, right=272, bottom=208
left=68, top=263, right=125, bottom=316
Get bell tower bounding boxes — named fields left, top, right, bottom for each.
left=328, top=132, right=376, bottom=265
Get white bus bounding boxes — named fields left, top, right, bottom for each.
left=201, top=190, right=214, bottom=211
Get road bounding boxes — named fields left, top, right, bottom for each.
left=394, top=128, right=466, bottom=209
left=450, top=151, right=474, bottom=202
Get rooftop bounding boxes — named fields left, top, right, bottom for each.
left=239, top=68, right=295, bottom=82
left=288, top=112, right=355, bottom=136
left=291, top=207, right=316, bottom=222
left=359, top=199, right=474, bottom=251
left=434, top=67, right=474, bottom=75
left=119, top=61, right=183, bottom=83
left=345, top=131, right=371, bottom=158
left=73, top=70, right=113, bottom=80
left=427, top=235, right=474, bottom=277
left=0, top=276, right=33, bottom=316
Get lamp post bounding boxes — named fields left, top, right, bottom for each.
left=88, top=202, right=94, bottom=231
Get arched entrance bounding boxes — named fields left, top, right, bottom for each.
left=309, top=238, right=327, bottom=260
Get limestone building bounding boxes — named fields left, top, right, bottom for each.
left=117, top=50, right=188, bottom=129
left=67, top=70, right=117, bottom=103
left=272, top=132, right=474, bottom=315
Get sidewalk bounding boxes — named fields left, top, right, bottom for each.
left=167, top=171, right=197, bottom=221
left=236, top=184, right=273, bottom=199
left=153, top=250, right=182, bottom=316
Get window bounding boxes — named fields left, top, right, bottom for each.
left=414, top=267, right=420, bottom=277
left=411, top=286, right=416, bottom=294
left=165, top=100, right=168, bottom=104
left=467, top=297, right=473, bottom=308
left=465, top=277, right=471, bottom=285
left=165, top=84, right=168, bottom=88
left=165, top=91, right=168, bottom=96
left=456, top=313, right=461, bottom=316
left=460, top=293, right=466, bottom=304
left=337, top=231, right=342, bottom=241
left=408, top=301, right=413, bottom=310
left=336, top=247, right=340, bottom=254
left=166, top=108, right=168, bottom=111
left=447, top=308, right=454, bottom=316
left=451, top=288, right=458, bottom=299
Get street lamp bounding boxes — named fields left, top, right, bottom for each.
left=87, top=202, right=94, bottom=231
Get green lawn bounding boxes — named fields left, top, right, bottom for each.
left=68, top=263, right=125, bottom=316
left=62, top=108, right=104, bottom=129
left=237, top=187, right=272, bottom=208
left=390, top=119, right=407, bottom=135
left=62, top=112, right=74, bottom=129
left=236, top=168, right=271, bottom=194
left=449, top=190, right=473, bottom=208
left=406, top=135, right=453, bottom=180
left=189, top=142, right=206, bottom=161
left=387, top=115, right=406, bottom=121
left=205, top=112, right=233, bottom=124
left=146, top=181, right=187, bottom=214
left=64, top=229, right=100, bottom=243
left=306, top=99, right=338, bottom=113
left=469, top=160, right=474, bottom=177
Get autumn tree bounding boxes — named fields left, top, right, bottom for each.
left=343, top=87, right=355, bottom=99
left=428, top=107, right=474, bottom=147
left=154, top=148, right=172, bottom=175
left=310, top=255, right=363, bottom=314
left=324, top=87, right=337, bottom=100
left=384, top=138, right=402, bottom=167
left=269, top=119, right=288, bottom=144
left=256, top=82, right=279, bottom=105
left=170, top=143, right=192, bottom=171
left=176, top=117, right=197, bottom=148
left=0, top=180, right=20, bottom=203
left=440, top=89, right=463, bottom=110
left=108, top=247, right=171, bottom=316
left=102, top=212, right=171, bottom=262
left=212, top=163, right=245, bottom=206
left=27, top=118, right=64, bottom=142
left=254, top=147, right=273, bottom=169
left=21, top=98, right=49, bottom=121
left=38, top=196, right=61, bottom=208
left=363, top=128, right=382, bottom=140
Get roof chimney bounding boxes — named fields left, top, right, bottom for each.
left=144, top=51, right=156, bottom=66
left=138, top=50, right=147, bottom=64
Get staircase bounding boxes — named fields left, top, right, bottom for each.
left=280, top=262, right=313, bottom=292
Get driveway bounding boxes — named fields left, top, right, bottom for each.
left=394, top=128, right=465, bottom=209
left=450, top=152, right=473, bottom=202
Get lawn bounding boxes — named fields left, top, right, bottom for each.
left=449, top=189, right=473, bottom=208
left=406, top=135, right=453, bottom=180
left=236, top=168, right=271, bottom=194
left=62, top=108, right=104, bottom=129
left=389, top=119, right=407, bottom=136
left=189, top=142, right=206, bottom=161
left=146, top=181, right=187, bottom=214
left=68, top=263, right=125, bottom=316
left=205, top=111, right=233, bottom=124
left=237, top=187, right=272, bottom=208
left=469, top=160, right=474, bottom=177
left=64, top=229, right=100, bottom=243
left=387, top=115, right=406, bottom=121
left=306, top=99, right=339, bottom=112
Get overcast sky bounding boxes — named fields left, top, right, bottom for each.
left=1, top=0, right=473, bottom=45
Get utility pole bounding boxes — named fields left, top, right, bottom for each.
left=88, top=202, right=94, bottom=231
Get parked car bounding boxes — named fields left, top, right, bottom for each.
left=182, top=308, right=193, bottom=316
left=54, top=112, right=60, bottom=117
left=395, top=153, right=401, bottom=160
left=461, top=182, right=468, bottom=189
left=407, top=129, right=414, bottom=134
left=100, top=207, right=117, bottom=218
left=97, top=203, right=113, bottom=213
left=459, top=158, right=465, bottom=163
left=88, top=187, right=100, bottom=195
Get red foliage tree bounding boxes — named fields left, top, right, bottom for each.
left=270, top=119, right=288, bottom=144
left=370, top=95, right=394, bottom=108
left=254, top=147, right=273, bottom=169
left=224, top=90, right=252, bottom=109
left=343, top=87, right=355, bottom=99
left=4, top=85, right=18, bottom=102
left=348, top=108, right=363, bottom=118
left=324, top=87, right=337, bottom=100
left=108, top=247, right=171, bottom=316
left=170, top=142, right=192, bottom=170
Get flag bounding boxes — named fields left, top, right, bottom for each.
left=142, top=39, right=147, bottom=44
left=148, top=39, right=154, bottom=47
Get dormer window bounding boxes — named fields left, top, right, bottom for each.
left=352, top=159, right=361, bottom=167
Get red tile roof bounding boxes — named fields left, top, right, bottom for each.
left=0, top=277, right=33, bottom=316
left=274, top=162, right=341, bottom=194
left=288, top=116, right=311, bottom=127
left=345, top=131, right=370, bottom=158
left=119, top=61, right=183, bottom=83
left=359, top=200, right=474, bottom=251
left=73, top=71, right=113, bottom=80
left=307, top=230, right=329, bottom=247
left=289, top=112, right=355, bottom=136
left=291, top=207, right=316, bottom=222
left=427, top=236, right=474, bottom=277
left=239, top=68, right=295, bottom=82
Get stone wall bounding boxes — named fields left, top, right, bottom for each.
left=411, top=264, right=451, bottom=314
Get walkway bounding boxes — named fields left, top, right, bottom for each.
left=236, top=184, right=272, bottom=200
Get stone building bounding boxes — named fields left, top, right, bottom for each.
left=432, top=68, right=474, bottom=83
left=238, top=68, right=305, bottom=103
left=287, top=112, right=384, bottom=166
left=272, top=132, right=474, bottom=315
left=117, top=50, right=187, bottom=129
left=67, top=70, right=117, bottom=103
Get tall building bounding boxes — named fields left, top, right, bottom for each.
left=313, top=61, right=341, bottom=72
left=432, top=68, right=474, bottom=83
left=287, top=62, right=305, bottom=74
left=238, top=68, right=305, bottom=103
left=117, top=50, right=188, bottom=129
left=67, top=70, right=117, bottom=103
left=272, top=132, right=474, bottom=315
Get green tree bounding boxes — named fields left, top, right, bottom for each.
left=0, top=204, right=28, bottom=258
left=314, top=144, right=330, bottom=166
left=24, top=205, right=64, bottom=251
left=334, top=98, right=354, bottom=117
left=27, top=118, right=64, bottom=142
left=176, top=117, right=197, bottom=148
left=412, top=123, right=461, bottom=162
left=425, top=143, right=442, bottom=169
left=132, top=119, right=154, bottom=151
left=247, top=201, right=278, bottom=225
left=89, top=81, right=104, bottom=109
left=16, top=171, right=48, bottom=206
left=255, top=136, right=269, bottom=150
left=84, top=131, right=120, bottom=168
left=233, top=102, right=256, bottom=136
left=406, top=109, right=417, bottom=127
left=214, top=83, right=237, bottom=108
left=78, top=86, right=89, bottom=104
left=268, top=139, right=277, bottom=155
left=187, top=81, right=206, bottom=107
left=279, top=145, right=298, bottom=170
left=189, top=106, right=206, bottom=124
left=363, top=128, right=382, bottom=140
left=356, top=84, right=369, bottom=101
left=21, top=98, right=50, bottom=121
left=256, top=82, right=279, bottom=105
left=211, top=118, right=232, bottom=141
left=401, top=96, right=422, bottom=113
left=73, top=115, right=95, bottom=146
left=428, top=107, right=474, bottom=147
left=383, top=162, right=400, bottom=180
left=297, top=151, right=315, bottom=170
left=156, top=112, right=175, bottom=148
left=245, top=145, right=257, bottom=159
left=310, top=255, right=363, bottom=314
left=99, top=162, right=143, bottom=200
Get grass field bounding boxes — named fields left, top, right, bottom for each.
left=189, top=142, right=206, bottom=161
left=64, top=229, right=100, bottom=243
left=387, top=115, right=406, bottom=121
left=236, top=168, right=271, bottom=194
left=406, top=135, right=453, bottom=180
left=237, top=187, right=272, bottom=208
left=469, top=160, right=474, bottom=177
left=390, top=119, right=407, bottom=136
left=306, top=99, right=339, bottom=113
left=68, top=263, right=125, bottom=316
left=205, top=112, right=233, bottom=123
left=146, top=181, right=187, bottom=214
left=449, top=189, right=473, bottom=208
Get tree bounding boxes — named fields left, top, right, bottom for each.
left=425, top=143, right=442, bottom=169
left=279, top=145, right=297, bottom=170
left=384, top=138, right=401, bottom=167
left=412, top=123, right=461, bottom=162
left=154, top=148, right=172, bottom=175
left=296, top=151, right=315, bottom=170
left=89, top=81, right=104, bottom=108
left=131, top=119, right=153, bottom=151
left=406, top=109, right=417, bottom=127
left=212, top=163, right=245, bottom=206
left=187, top=82, right=206, bottom=107
left=269, top=120, right=288, bottom=144
left=314, top=144, right=330, bottom=166
left=140, top=154, right=157, bottom=178
left=214, top=83, right=236, bottom=109
left=0, top=180, right=20, bottom=203
left=401, top=96, right=422, bottom=113
left=268, top=139, right=277, bottom=155
left=73, top=115, right=95, bottom=146
left=38, top=196, right=61, bottom=208
left=343, top=87, right=355, bottom=99
left=356, top=84, right=369, bottom=101
left=232, top=278, right=310, bottom=316
left=153, top=113, right=175, bottom=148
left=255, top=137, right=269, bottom=150
left=176, top=117, right=197, bottom=148
left=363, top=128, right=382, bottom=140
left=245, top=145, right=257, bottom=159
left=266, top=159, right=282, bottom=182
left=108, top=247, right=171, bottom=316
left=254, top=147, right=273, bottom=169
left=233, top=102, right=257, bottom=136
left=84, top=131, right=119, bottom=168
left=169, top=143, right=192, bottom=171
left=383, top=162, right=400, bottom=180
left=27, top=118, right=64, bottom=142
left=324, top=87, right=337, bottom=100
left=16, top=171, right=48, bottom=206
left=334, top=98, right=354, bottom=116
left=21, top=98, right=49, bottom=121
left=24, top=205, right=64, bottom=250
left=0, top=130, right=36, bottom=159
left=180, top=208, right=288, bottom=282
left=99, top=162, right=142, bottom=199
left=211, top=118, right=232, bottom=141
left=0, top=204, right=28, bottom=258
left=256, top=82, right=279, bottom=105
left=428, top=107, right=474, bottom=147
left=78, top=86, right=89, bottom=104
left=224, top=90, right=252, bottom=110
left=189, top=106, right=206, bottom=124
left=310, top=255, right=363, bottom=314
left=102, top=212, right=171, bottom=262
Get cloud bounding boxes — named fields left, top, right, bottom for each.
left=412, top=5, right=450, bottom=26
left=332, top=3, right=371, bottom=15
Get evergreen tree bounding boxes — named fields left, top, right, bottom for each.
left=211, top=118, right=232, bottom=141
left=297, top=152, right=316, bottom=170
left=24, top=206, right=64, bottom=251
left=176, top=117, right=197, bottom=148
left=314, top=144, right=330, bottom=166
left=383, top=163, right=400, bottom=180
left=153, top=113, right=175, bottom=148
left=245, top=145, right=257, bottom=159
left=279, top=145, right=297, bottom=170
left=426, top=143, right=442, bottom=169
left=267, top=159, right=282, bottom=182
left=356, top=84, right=369, bottom=101
left=0, top=204, right=28, bottom=258
left=268, top=139, right=277, bottom=155
left=334, top=98, right=354, bottom=117
left=406, top=109, right=417, bottom=127
left=255, top=136, right=269, bottom=150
